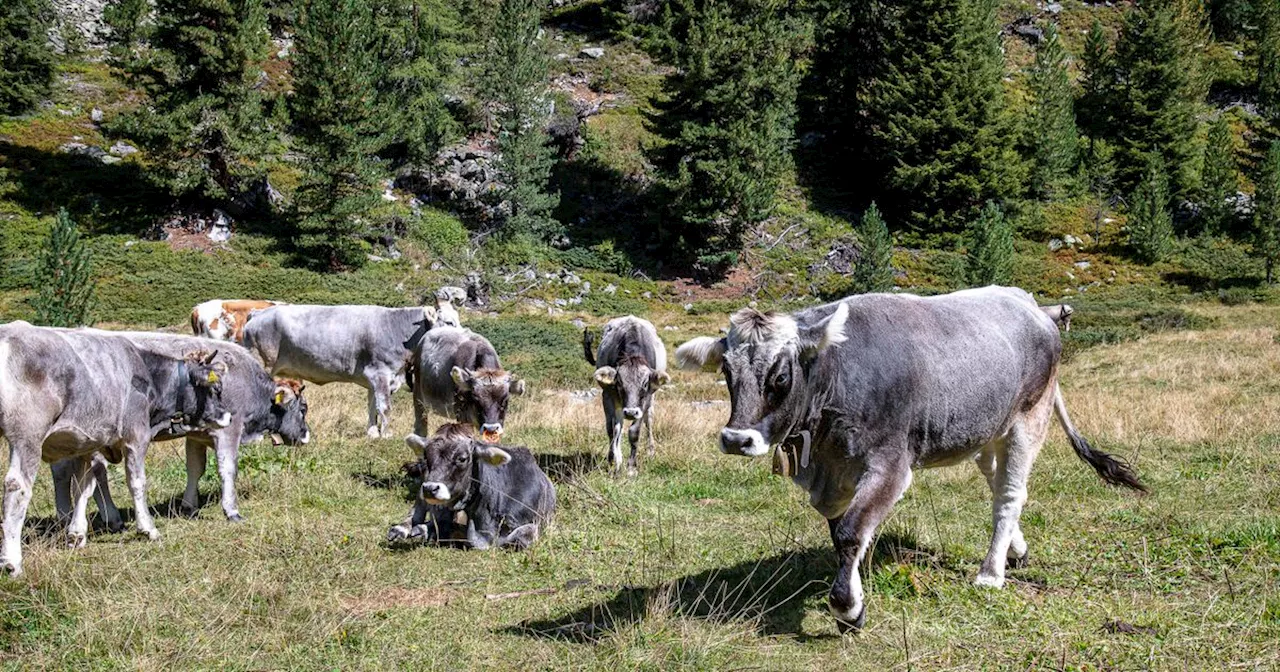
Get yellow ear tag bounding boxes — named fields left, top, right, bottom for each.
left=274, top=391, right=285, bottom=404
left=207, top=371, right=220, bottom=384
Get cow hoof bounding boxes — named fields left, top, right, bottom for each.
left=227, top=513, right=246, bottom=523
left=140, top=529, right=161, bottom=542
left=833, top=608, right=866, bottom=635
left=974, top=573, right=1004, bottom=589
left=626, top=466, right=638, bottom=478
left=1008, top=551, right=1030, bottom=570
left=179, top=506, right=199, bottom=520
left=366, top=427, right=382, bottom=439
left=0, top=560, right=21, bottom=577
left=66, top=534, right=87, bottom=550
left=106, top=520, right=126, bottom=533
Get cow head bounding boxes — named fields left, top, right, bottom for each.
left=450, top=366, right=525, bottom=443
left=269, top=378, right=310, bottom=446
left=675, top=302, right=848, bottom=457
left=404, top=424, right=510, bottom=506
left=175, top=351, right=233, bottom=431
left=435, top=296, right=461, bottom=328
left=594, top=355, right=669, bottom=422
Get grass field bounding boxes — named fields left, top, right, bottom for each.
left=2, top=303, right=1279, bottom=670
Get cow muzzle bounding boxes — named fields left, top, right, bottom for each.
left=622, top=407, right=643, bottom=421
left=720, top=428, right=769, bottom=457
left=213, top=411, right=232, bottom=428
left=422, top=481, right=452, bottom=504
left=480, top=423, right=503, bottom=444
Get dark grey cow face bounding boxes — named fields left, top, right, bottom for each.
left=178, top=352, right=233, bottom=430
left=404, top=424, right=511, bottom=505
left=676, top=303, right=848, bottom=457
left=594, top=355, right=669, bottom=421
left=451, top=366, right=525, bottom=443
left=270, top=378, right=310, bottom=446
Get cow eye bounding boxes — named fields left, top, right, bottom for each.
left=771, top=371, right=790, bottom=390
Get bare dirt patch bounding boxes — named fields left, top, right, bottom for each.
left=341, top=585, right=461, bottom=615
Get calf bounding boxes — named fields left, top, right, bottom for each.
left=191, top=299, right=284, bottom=342
left=50, top=333, right=310, bottom=524
left=0, top=322, right=230, bottom=576
left=241, top=303, right=438, bottom=437
left=583, top=316, right=670, bottom=475
left=411, top=326, right=525, bottom=442
left=386, top=424, right=555, bottom=550
left=676, top=287, right=1144, bottom=632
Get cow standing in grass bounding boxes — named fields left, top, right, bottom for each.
left=583, top=316, right=670, bottom=476
left=191, top=299, right=285, bottom=342
left=387, top=423, right=555, bottom=550
left=50, top=333, right=310, bottom=524
left=411, top=327, right=524, bottom=442
left=675, top=287, right=1145, bottom=632
left=0, top=322, right=231, bottom=576
left=242, top=304, right=438, bottom=438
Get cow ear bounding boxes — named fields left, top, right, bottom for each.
left=653, top=370, right=671, bottom=387
left=510, top=378, right=526, bottom=396
left=405, top=434, right=429, bottom=452
left=798, top=302, right=849, bottom=357
left=421, top=305, right=439, bottom=325
left=675, top=337, right=726, bottom=371
left=594, top=366, right=617, bottom=387
left=212, top=360, right=228, bottom=375
left=273, top=384, right=294, bottom=406
left=451, top=366, right=473, bottom=391
left=473, top=443, right=511, bottom=467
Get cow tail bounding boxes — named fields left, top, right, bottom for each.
left=190, top=308, right=202, bottom=336
left=583, top=328, right=596, bottom=366
left=1053, top=384, right=1147, bottom=492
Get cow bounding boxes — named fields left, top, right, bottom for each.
left=434, top=295, right=461, bottom=328
left=241, top=303, right=438, bottom=438
left=674, top=287, right=1145, bottom=632
left=411, top=326, right=525, bottom=443
left=386, top=423, right=555, bottom=550
left=1040, top=303, right=1074, bottom=331
left=582, top=316, right=670, bottom=475
left=0, top=321, right=231, bottom=576
left=49, top=332, right=310, bottom=524
left=191, top=299, right=284, bottom=342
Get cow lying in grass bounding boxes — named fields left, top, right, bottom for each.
left=676, top=286, right=1145, bottom=632
left=386, top=424, right=555, bottom=550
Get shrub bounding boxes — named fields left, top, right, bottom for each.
left=966, top=202, right=1014, bottom=286
left=32, top=209, right=95, bottom=327
left=410, top=208, right=470, bottom=259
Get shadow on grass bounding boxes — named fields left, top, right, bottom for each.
left=503, top=530, right=937, bottom=641
left=537, top=452, right=598, bottom=483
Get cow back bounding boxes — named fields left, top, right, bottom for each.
left=597, top=315, right=666, bottom=372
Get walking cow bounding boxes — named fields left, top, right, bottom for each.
left=0, top=322, right=232, bottom=576
left=241, top=303, right=438, bottom=437
left=675, top=287, right=1145, bottom=632
left=583, top=316, right=670, bottom=475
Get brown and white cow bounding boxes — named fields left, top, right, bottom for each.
left=191, top=299, right=285, bottom=342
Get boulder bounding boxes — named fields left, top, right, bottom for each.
left=580, top=47, right=605, bottom=59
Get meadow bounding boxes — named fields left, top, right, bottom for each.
left=0, top=301, right=1277, bottom=670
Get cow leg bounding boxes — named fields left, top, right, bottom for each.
left=213, top=434, right=245, bottom=522
left=89, top=453, right=123, bottom=532
left=365, top=375, right=392, bottom=438
left=182, top=438, right=209, bottom=517
left=644, top=397, right=656, bottom=458
left=497, top=523, right=540, bottom=550
left=626, top=416, right=642, bottom=477
left=51, top=458, right=75, bottom=526
left=1, top=441, right=40, bottom=576
left=64, top=456, right=98, bottom=549
left=603, top=395, right=623, bottom=475
left=464, top=518, right=494, bottom=551
left=974, top=443, right=1028, bottom=571
left=123, top=446, right=160, bottom=541
left=828, top=460, right=913, bottom=633
left=975, top=409, right=1048, bottom=588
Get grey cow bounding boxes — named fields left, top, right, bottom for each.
left=583, top=316, right=670, bottom=475
left=387, top=423, right=555, bottom=550
left=242, top=303, right=438, bottom=437
left=411, top=326, right=525, bottom=443
left=675, top=287, right=1145, bottom=632
left=0, top=322, right=231, bottom=576
left=50, top=332, right=310, bottom=524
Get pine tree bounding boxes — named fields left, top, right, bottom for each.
left=866, top=0, right=1021, bottom=232
left=292, top=0, right=391, bottom=270
left=1128, top=154, right=1175, bottom=264
left=480, top=0, right=560, bottom=241
left=852, top=202, right=895, bottom=293
left=376, top=0, right=463, bottom=166
left=33, top=209, right=96, bottom=328
left=654, top=0, right=809, bottom=267
left=1029, top=23, right=1080, bottom=201
left=110, top=0, right=270, bottom=205
left=1077, top=18, right=1115, bottom=142
left=966, top=202, right=1014, bottom=286
left=1260, top=0, right=1280, bottom=127
left=1256, top=141, right=1280, bottom=282
left=0, top=0, right=56, bottom=116
left=1200, top=115, right=1239, bottom=234
left=1113, top=0, right=1209, bottom=197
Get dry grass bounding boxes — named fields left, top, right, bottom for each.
left=1, top=304, right=1279, bottom=669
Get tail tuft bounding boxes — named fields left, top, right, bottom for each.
left=1066, top=432, right=1147, bottom=493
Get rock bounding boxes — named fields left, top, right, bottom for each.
left=90, top=107, right=103, bottom=123
left=642, top=291, right=652, bottom=299
left=58, top=108, right=75, bottom=116
left=663, top=325, right=679, bottom=331
left=580, top=47, right=605, bottom=59
left=555, top=53, right=570, bottom=60
left=561, top=271, right=582, bottom=285
left=1063, top=234, right=1080, bottom=247
left=1045, top=2, right=1063, bottom=13
left=581, top=281, right=591, bottom=293
left=683, top=303, right=693, bottom=311
left=100, top=155, right=121, bottom=165
left=568, top=296, right=583, bottom=306
left=1048, top=238, right=1065, bottom=252
left=603, top=283, right=617, bottom=294
left=437, top=286, right=467, bottom=303
left=1074, top=261, right=1091, bottom=270
left=109, top=141, right=138, bottom=156
left=569, top=389, right=598, bottom=401
left=571, top=318, right=586, bottom=329
left=368, top=254, right=388, bottom=262
left=1013, top=24, right=1044, bottom=44
left=207, top=209, right=233, bottom=243
left=554, top=298, right=568, bottom=307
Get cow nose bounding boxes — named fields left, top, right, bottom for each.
left=482, top=423, right=502, bottom=433
left=623, top=407, right=643, bottom=421
left=299, top=431, right=311, bottom=445
left=720, top=428, right=769, bottom=457
left=214, top=412, right=232, bottom=428
left=422, top=482, right=440, bottom=496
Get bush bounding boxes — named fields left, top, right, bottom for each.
left=409, top=208, right=470, bottom=259
left=966, top=202, right=1014, bottom=286
left=467, top=315, right=593, bottom=389
left=558, top=240, right=633, bottom=275
left=32, top=209, right=95, bottom=327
